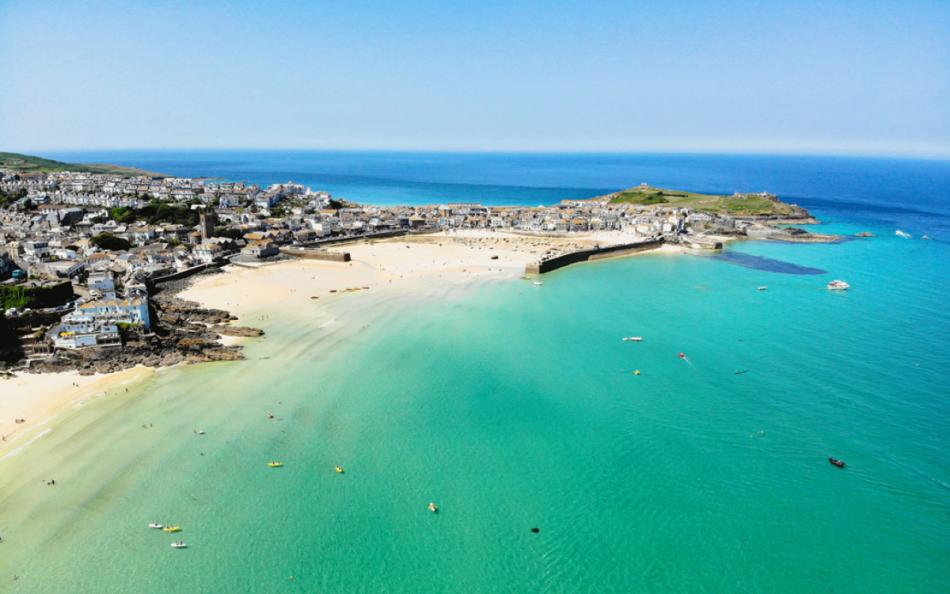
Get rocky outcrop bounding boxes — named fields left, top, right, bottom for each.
left=211, top=325, right=265, bottom=337
left=22, top=270, right=263, bottom=376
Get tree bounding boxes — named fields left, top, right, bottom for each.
left=110, top=206, right=137, bottom=223
left=212, top=226, right=244, bottom=240
left=90, top=232, right=131, bottom=251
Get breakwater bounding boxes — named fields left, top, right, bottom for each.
left=525, top=238, right=664, bottom=274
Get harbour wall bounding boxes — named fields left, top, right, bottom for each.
left=525, top=238, right=664, bottom=275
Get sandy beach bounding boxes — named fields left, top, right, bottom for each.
left=179, top=230, right=671, bottom=316
left=3, top=230, right=670, bottom=456
left=0, top=366, right=153, bottom=455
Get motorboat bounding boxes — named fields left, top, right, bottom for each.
left=895, top=230, right=911, bottom=238
left=829, top=457, right=846, bottom=469
left=335, top=465, right=345, bottom=474
left=533, top=281, right=543, bottom=286
left=827, top=280, right=850, bottom=291
left=757, top=286, right=768, bottom=291
left=622, top=336, right=643, bottom=342
left=854, top=231, right=874, bottom=237
left=268, top=461, right=284, bottom=468
left=428, top=502, right=439, bottom=513
left=148, top=523, right=163, bottom=529
left=922, top=234, right=931, bottom=240
left=163, top=525, right=181, bottom=533
left=171, top=541, right=188, bottom=549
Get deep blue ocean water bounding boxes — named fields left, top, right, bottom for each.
left=46, top=150, right=950, bottom=238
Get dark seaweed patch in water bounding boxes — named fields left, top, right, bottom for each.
left=709, top=252, right=826, bottom=275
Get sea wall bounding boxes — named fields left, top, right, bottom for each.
left=525, top=238, right=664, bottom=274
left=279, top=247, right=351, bottom=262
left=300, top=229, right=408, bottom=248
left=148, top=262, right=223, bottom=288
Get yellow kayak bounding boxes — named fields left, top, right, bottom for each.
left=268, top=461, right=284, bottom=468
left=335, top=465, right=345, bottom=474
left=163, top=525, right=181, bottom=533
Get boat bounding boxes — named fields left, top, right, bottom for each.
left=757, top=286, right=768, bottom=291
left=171, top=541, right=188, bottom=549
left=854, top=231, right=875, bottom=237
left=148, top=523, right=163, bottom=529
left=829, top=457, right=846, bottom=469
left=895, top=230, right=912, bottom=238
left=633, top=370, right=641, bottom=376
left=827, top=280, right=850, bottom=291
left=678, top=352, right=687, bottom=359
left=335, top=465, right=345, bottom=474
left=532, top=281, right=543, bottom=286
left=622, top=336, right=643, bottom=342
left=268, top=461, right=284, bottom=468
left=922, top=234, right=931, bottom=240
left=428, top=502, right=439, bottom=513
left=163, top=525, right=181, bottom=533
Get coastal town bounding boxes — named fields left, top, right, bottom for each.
left=0, top=160, right=825, bottom=374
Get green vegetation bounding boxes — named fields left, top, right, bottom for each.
left=609, top=188, right=671, bottom=205
left=0, top=281, right=74, bottom=310
left=91, top=232, right=131, bottom=251
left=0, top=188, right=28, bottom=208
left=213, top=226, right=244, bottom=240
left=0, top=152, right=162, bottom=177
left=606, top=185, right=804, bottom=217
left=108, top=201, right=199, bottom=226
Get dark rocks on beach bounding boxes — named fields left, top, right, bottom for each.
left=23, top=270, right=263, bottom=376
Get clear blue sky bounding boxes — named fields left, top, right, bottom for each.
left=1, top=0, right=948, bottom=156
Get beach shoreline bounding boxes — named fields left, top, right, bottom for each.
left=0, top=366, right=154, bottom=456
left=2, top=230, right=671, bottom=458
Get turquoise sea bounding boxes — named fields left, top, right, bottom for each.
left=2, top=153, right=949, bottom=592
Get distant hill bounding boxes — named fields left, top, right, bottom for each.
left=0, top=152, right=163, bottom=177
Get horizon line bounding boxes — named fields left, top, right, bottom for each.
left=7, top=146, right=950, bottom=162
left=7, top=146, right=950, bottom=161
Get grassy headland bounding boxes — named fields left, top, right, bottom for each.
left=604, top=185, right=807, bottom=217
left=0, top=152, right=162, bottom=177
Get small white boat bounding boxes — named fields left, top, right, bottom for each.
left=827, top=280, right=850, bottom=291
left=195, top=429, right=205, bottom=435
left=428, top=502, right=439, bottom=513
left=922, top=234, right=931, bottom=240
left=533, top=281, right=543, bottom=286
left=170, top=541, right=188, bottom=549
left=148, top=523, right=163, bottom=529
left=895, top=230, right=912, bottom=239
left=757, top=286, right=768, bottom=291
left=622, top=336, right=643, bottom=342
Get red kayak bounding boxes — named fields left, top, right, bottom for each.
left=829, top=457, right=846, bottom=468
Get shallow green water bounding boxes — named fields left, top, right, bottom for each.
left=1, top=229, right=947, bottom=593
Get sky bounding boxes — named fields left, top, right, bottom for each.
left=1, top=0, right=948, bottom=157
